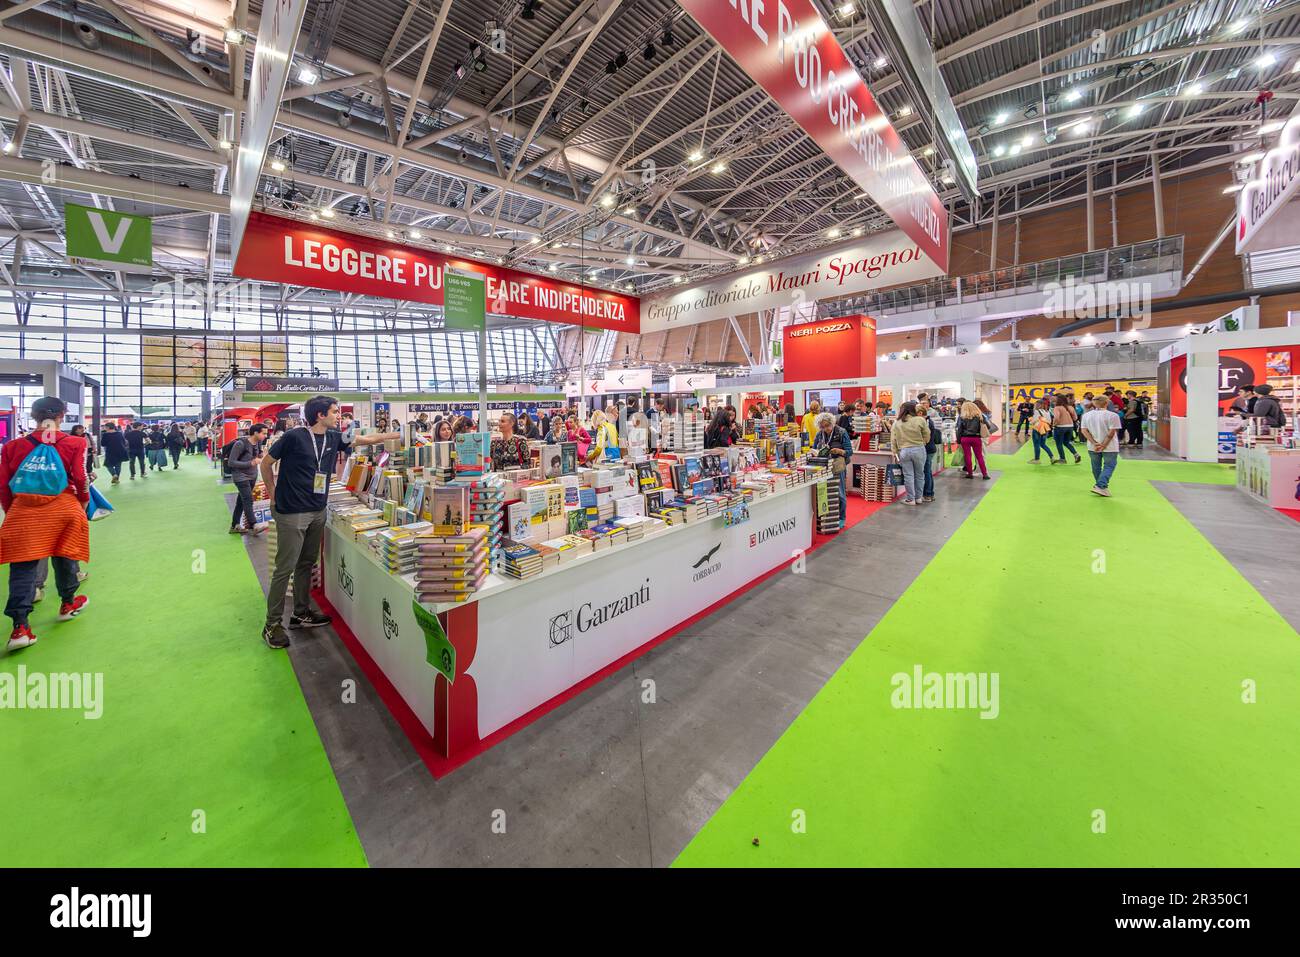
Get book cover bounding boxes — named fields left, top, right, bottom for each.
left=685, top=457, right=702, bottom=484
left=635, top=461, right=660, bottom=491
left=453, top=432, right=487, bottom=474
left=507, top=500, right=530, bottom=541
left=560, top=442, right=578, bottom=474
left=542, top=445, right=563, bottom=478
left=545, top=484, right=564, bottom=519
left=431, top=486, right=466, bottom=535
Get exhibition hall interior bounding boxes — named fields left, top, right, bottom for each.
left=1, top=0, right=1299, bottom=881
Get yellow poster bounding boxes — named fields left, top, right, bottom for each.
left=141, top=336, right=288, bottom=385
left=1009, top=379, right=1156, bottom=403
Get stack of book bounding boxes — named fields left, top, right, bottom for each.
left=375, top=523, right=433, bottom=574
left=858, top=464, right=896, bottom=502
left=414, top=527, right=489, bottom=604
left=817, top=492, right=844, bottom=534
left=612, top=515, right=647, bottom=542
left=500, top=539, right=544, bottom=579
left=532, top=540, right=565, bottom=571
left=465, top=475, right=506, bottom=567
left=430, top=441, right=454, bottom=483
left=539, top=536, right=584, bottom=564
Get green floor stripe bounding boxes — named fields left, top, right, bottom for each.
left=0, top=459, right=366, bottom=867
left=675, top=441, right=1300, bottom=866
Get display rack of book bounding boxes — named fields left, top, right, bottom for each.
left=857, top=463, right=897, bottom=502
left=817, top=490, right=844, bottom=534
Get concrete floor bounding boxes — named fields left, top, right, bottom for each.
left=234, top=467, right=996, bottom=866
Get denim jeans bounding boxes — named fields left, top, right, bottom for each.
left=128, top=450, right=146, bottom=476
left=6, top=556, right=80, bottom=627
left=898, top=446, right=926, bottom=502
left=1030, top=430, right=1054, bottom=460
left=1053, top=426, right=1078, bottom=459
left=1089, top=451, right=1118, bottom=489
left=922, top=451, right=934, bottom=497
left=836, top=471, right=847, bottom=517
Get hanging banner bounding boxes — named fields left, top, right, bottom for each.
left=642, top=229, right=938, bottom=334
left=140, top=336, right=288, bottom=386
left=668, top=373, right=715, bottom=391
left=233, top=212, right=639, bottom=332
left=676, top=0, right=949, bottom=273
left=602, top=368, right=652, bottom=391
left=230, top=0, right=309, bottom=263
left=65, top=203, right=153, bottom=273
left=443, top=267, right=486, bottom=331
left=1237, top=114, right=1300, bottom=254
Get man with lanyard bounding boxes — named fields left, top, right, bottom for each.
left=259, top=396, right=396, bottom=649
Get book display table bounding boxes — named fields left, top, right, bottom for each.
left=319, top=479, right=816, bottom=771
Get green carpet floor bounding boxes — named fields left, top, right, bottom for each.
left=675, top=441, right=1300, bottom=866
left=0, top=458, right=366, bottom=867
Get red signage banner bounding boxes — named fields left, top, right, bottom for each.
left=782, top=314, right=877, bottom=383
left=232, top=212, right=640, bottom=333
left=678, top=0, right=949, bottom=273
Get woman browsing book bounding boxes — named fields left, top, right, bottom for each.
left=490, top=412, right=531, bottom=471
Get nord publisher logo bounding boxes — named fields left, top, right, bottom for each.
left=382, top=598, right=398, bottom=639
left=337, top=555, right=355, bottom=600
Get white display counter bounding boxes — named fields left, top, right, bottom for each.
left=319, top=479, right=818, bottom=769
left=1235, top=445, right=1300, bottom=510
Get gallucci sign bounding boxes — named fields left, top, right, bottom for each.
left=640, top=229, right=942, bottom=334
left=1237, top=114, right=1300, bottom=254
left=677, top=0, right=950, bottom=272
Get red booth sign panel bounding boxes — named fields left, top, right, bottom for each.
left=677, top=0, right=949, bottom=273
left=1171, top=347, right=1296, bottom=414
left=232, top=212, right=640, bottom=333
left=782, top=315, right=877, bottom=383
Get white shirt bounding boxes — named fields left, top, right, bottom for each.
left=1081, top=408, right=1122, bottom=452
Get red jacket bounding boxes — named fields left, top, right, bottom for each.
left=0, top=431, right=91, bottom=510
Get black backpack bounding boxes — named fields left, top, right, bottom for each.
left=221, top=439, right=239, bottom=468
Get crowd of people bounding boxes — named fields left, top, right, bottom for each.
left=94, top=419, right=215, bottom=484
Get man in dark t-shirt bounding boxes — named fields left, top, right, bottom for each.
left=258, top=396, right=396, bottom=649
left=1015, top=400, right=1035, bottom=437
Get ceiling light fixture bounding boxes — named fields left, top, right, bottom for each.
left=836, top=3, right=855, bottom=19
left=270, top=158, right=286, bottom=171
left=548, top=263, right=558, bottom=272
left=711, top=161, right=727, bottom=174
left=1064, top=88, right=1082, bottom=103
left=852, top=227, right=863, bottom=237
left=319, top=207, right=335, bottom=219
left=1257, top=52, right=1277, bottom=69
left=219, top=138, right=233, bottom=150
left=873, top=56, right=888, bottom=69
left=386, top=230, right=395, bottom=239
left=921, top=145, right=935, bottom=157
left=1185, top=81, right=1205, bottom=96
left=1009, top=143, right=1022, bottom=156
left=1128, top=102, right=1145, bottom=118
left=409, top=229, right=422, bottom=239
left=687, top=148, right=704, bottom=163
left=827, top=227, right=841, bottom=238
left=1021, top=133, right=1034, bottom=148
left=224, top=27, right=243, bottom=45
left=297, top=65, right=318, bottom=85
left=993, top=144, right=1006, bottom=157
left=600, top=194, right=615, bottom=208
left=673, top=276, right=683, bottom=284
left=993, top=111, right=1009, bottom=125
left=738, top=255, right=750, bottom=265
left=896, top=104, right=912, bottom=117
left=622, top=206, right=636, bottom=216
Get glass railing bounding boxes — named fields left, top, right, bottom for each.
left=1008, top=340, right=1176, bottom=369
left=823, top=235, right=1184, bottom=317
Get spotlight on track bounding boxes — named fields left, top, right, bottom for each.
left=644, top=40, right=656, bottom=61
left=662, top=25, right=675, bottom=47
left=521, top=0, right=541, bottom=21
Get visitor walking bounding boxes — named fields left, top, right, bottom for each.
left=165, top=423, right=185, bottom=469
left=1051, top=394, right=1082, bottom=464
left=918, top=398, right=942, bottom=501
left=0, top=397, right=91, bottom=651
left=1122, top=390, right=1145, bottom=446
left=1081, top=393, right=1122, bottom=497
left=890, top=401, right=930, bottom=506
left=956, top=401, right=991, bottom=480
left=99, top=421, right=128, bottom=485
left=1029, top=398, right=1056, bottom=463
left=1014, top=398, right=1034, bottom=437
left=229, top=423, right=268, bottom=535
left=197, top=422, right=211, bottom=455
left=126, top=422, right=148, bottom=479
left=146, top=425, right=167, bottom=471
left=183, top=421, right=198, bottom=455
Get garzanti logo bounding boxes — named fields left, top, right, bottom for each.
left=337, top=555, right=355, bottom=600
left=548, top=610, right=573, bottom=648
left=382, top=598, right=398, bottom=639
left=790, top=322, right=851, bottom=338
left=749, top=517, right=797, bottom=547
left=692, top=543, right=722, bottom=582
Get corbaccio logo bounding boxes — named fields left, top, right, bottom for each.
left=548, top=610, right=573, bottom=648
left=337, top=554, right=355, bottom=600
left=382, top=598, right=398, bottom=640
left=789, top=322, right=851, bottom=338
left=692, top=543, right=722, bottom=582
left=749, top=516, right=797, bottom=548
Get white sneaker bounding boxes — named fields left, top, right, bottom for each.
left=33, top=586, right=44, bottom=603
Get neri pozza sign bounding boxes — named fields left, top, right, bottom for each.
left=232, top=212, right=640, bottom=333
left=677, top=0, right=949, bottom=273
